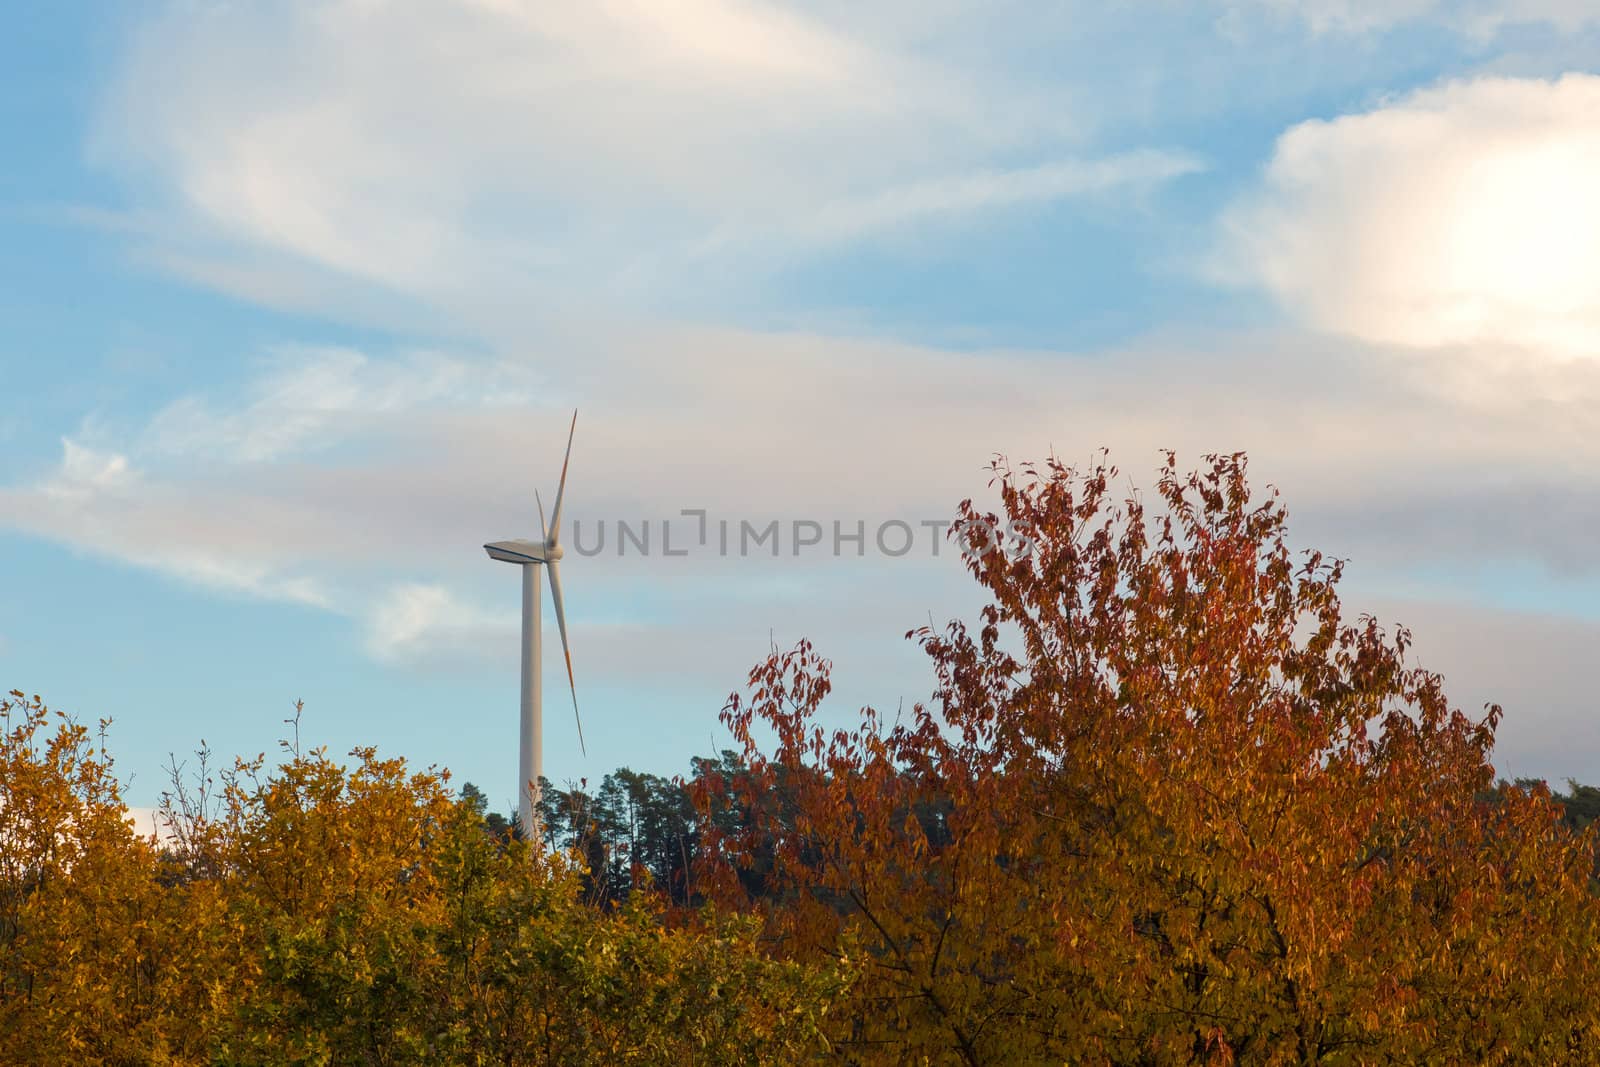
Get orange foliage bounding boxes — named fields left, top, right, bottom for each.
left=703, top=453, right=1600, bottom=1064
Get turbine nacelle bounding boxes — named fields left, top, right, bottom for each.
left=484, top=539, right=549, bottom=565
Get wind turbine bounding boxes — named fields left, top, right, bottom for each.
left=484, top=410, right=583, bottom=841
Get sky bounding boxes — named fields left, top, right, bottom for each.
left=5, top=1, right=1600, bottom=820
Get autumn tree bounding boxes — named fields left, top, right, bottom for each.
left=702, top=452, right=1600, bottom=1064
left=0, top=693, right=846, bottom=1065
left=0, top=691, right=252, bottom=1063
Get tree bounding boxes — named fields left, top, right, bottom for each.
left=0, top=693, right=846, bottom=1064
left=458, top=780, right=513, bottom=839
left=704, top=452, right=1600, bottom=1064
left=0, top=692, right=235, bottom=1063
left=1556, top=780, right=1600, bottom=832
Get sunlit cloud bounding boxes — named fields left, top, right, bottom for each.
left=1219, top=73, right=1600, bottom=359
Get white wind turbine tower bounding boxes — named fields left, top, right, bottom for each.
left=484, top=410, right=583, bottom=840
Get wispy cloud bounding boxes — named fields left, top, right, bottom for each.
left=0, top=437, right=335, bottom=608
left=143, top=346, right=541, bottom=464
left=87, top=1, right=1600, bottom=328
left=9, top=321, right=1600, bottom=635
left=0, top=346, right=550, bottom=610
left=1225, top=0, right=1600, bottom=37
left=87, top=0, right=1182, bottom=309
left=699, top=150, right=1206, bottom=254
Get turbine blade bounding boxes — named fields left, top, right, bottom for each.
left=535, top=489, right=548, bottom=543
left=549, top=410, right=576, bottom=546
left=547, top=559, right=585, bottom=755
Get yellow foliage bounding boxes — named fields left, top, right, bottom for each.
left=0, top=692, right=845, bottom=1065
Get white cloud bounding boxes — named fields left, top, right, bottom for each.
left=143, top=346, right=541, bottom=463
left=0, top=437, right=336, bottom=608
left=8, top=323, right=1600, bottom=632
left=0, top=344, right=551, bottom=609
left=44, top=440, right=138, bottom=501
left=366, top=583, right=512, bottom=664
left=89, top=0, right=1188, bottom=307
left=1220, top=73, right=1600, bottom=358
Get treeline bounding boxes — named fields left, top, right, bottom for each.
left=7, top=452, right=1600, bottom=1064
left=516, top=765, right=1600, bottom=908
left=509, top=751, right=785, bottom=908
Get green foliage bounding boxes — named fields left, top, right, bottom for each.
left=1556, top=780, right=1600, bottom=831
left=534, top=755, right=745, bottom=907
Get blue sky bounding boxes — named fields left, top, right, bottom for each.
left=6, top=2, right=1600, bottom=820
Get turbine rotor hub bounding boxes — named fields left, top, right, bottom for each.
left=545, top=541, right=564, bottom=560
